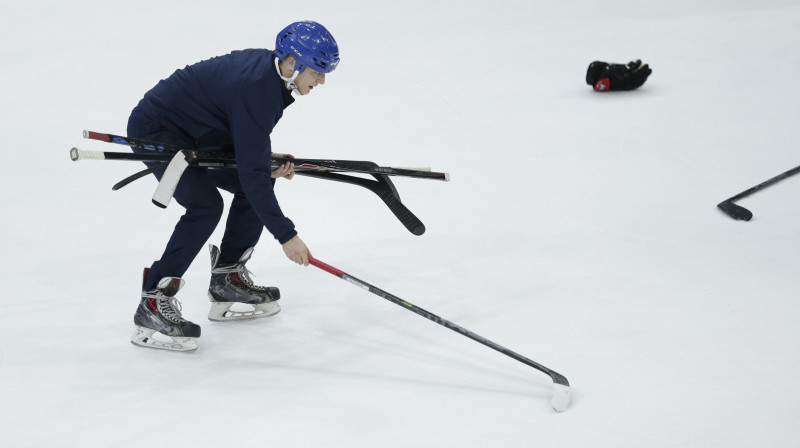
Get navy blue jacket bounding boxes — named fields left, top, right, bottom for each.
left=137, top=49, right=297, bottom=243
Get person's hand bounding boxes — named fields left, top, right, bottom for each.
left=272, top=153, right=295, bottom=180
left=282, top=235, right=311, bottom=266
left=586, top=60, right=652, bottom=91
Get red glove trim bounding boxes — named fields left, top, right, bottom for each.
left=594, top=78, right=610, bottom=91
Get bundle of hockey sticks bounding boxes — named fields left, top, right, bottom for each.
left=71, top=130, right=451, bottom=236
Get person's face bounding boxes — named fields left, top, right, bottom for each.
left=294, top=67, right=326, bottom=95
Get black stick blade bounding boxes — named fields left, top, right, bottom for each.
left=112, top=164, right=168, bottom=191
left=717, top=201, right=753, bottom=221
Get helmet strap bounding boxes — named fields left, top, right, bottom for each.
left=274, top=57, right=302, bottom=95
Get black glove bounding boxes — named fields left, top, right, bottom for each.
left=586, top=60, right=652, bottom=91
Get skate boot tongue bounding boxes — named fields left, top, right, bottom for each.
left=239, top=247, right=254, bottom=264
left=208, top=244, right=253, bottom=269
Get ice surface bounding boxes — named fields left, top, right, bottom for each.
left=2, top=1, right=800, bottom=446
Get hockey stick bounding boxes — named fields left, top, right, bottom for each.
left=70, top=147, right=176, bottom=162
left=717, top=163, right=800, bottom=221
left=84, top=130, right=179, bottom=152
left=71, top=147, right=427, bottom=235
left=308, top=256, right=571, bottom=412
left=78, top=133, right=451, bottom=181
left=112, top=164, right=168, bottom=191
left=145, top=151, right=425, bottom=234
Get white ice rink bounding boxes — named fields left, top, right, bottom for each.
left=2, top=1, right=800, bottom=446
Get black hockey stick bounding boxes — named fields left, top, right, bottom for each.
left=70, top=148, right=427, bottom=235
left=152, top=151, right=426, bottom=235
left=718, top=163, right=800, bottom=221
left=71, top=146, right=449, bottom=180
left=79, top=132, right=450, bottom=181
left=112, top=164, right=168, bottom=191
left=308, top=256, right=571, bottom=412
left=84, top=130, right=185, bottom=152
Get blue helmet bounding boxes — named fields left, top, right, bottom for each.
left=275, top=21, right=340, bottom=74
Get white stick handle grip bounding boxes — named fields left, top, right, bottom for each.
left=70, top=147, right=105, bottom=161
left=396, top=167, right=431, bottom=172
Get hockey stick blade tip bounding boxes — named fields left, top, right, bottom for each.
left=151, top=152, right=190, bottom=208
left=717, top=201, right=753, bottom=221
left=551, top=383, right=571, bottom=412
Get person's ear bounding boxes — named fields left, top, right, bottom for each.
left=284, top=55, right=296, bottom=70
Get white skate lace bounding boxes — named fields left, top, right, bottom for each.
left=142, top=290, right=187, bottom=323
left=158, top=296, right=186, bottom=323
left=213, top=263, right=269, bottom=291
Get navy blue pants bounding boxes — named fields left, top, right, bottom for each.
left=128, top=107, right=263, bottom=290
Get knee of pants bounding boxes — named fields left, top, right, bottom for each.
left=177, top=192, right=226, bottom=232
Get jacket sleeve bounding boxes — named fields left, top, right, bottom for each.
left=228, top=84, right=297, bottom=244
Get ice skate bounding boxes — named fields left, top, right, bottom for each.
left=131, top=269, right=201, bottom=352
left=207, top=244, right=281, bottom=322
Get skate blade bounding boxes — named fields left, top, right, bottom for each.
left=130, top=326, right=198, bottom=352
left=207, top=300, right=281, bottom=322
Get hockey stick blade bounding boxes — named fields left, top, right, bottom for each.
left=378, top=188, right=425, bottom=235
left=152, top=151, right=191, bottom=208
left=717, top=200, right=753, bottom=221
left=309, top=256, right=571, bottom=412
left=113, top=164, right=168, bottom=191
left=298, top=171, right=426, bottom=236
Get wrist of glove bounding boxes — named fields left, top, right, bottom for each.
left=586, top=59, right=652, bottom=91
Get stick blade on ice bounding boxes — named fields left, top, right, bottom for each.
left=551, top=383, right=571, bottom=412
left=717, top=201, right=753, bottom=221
